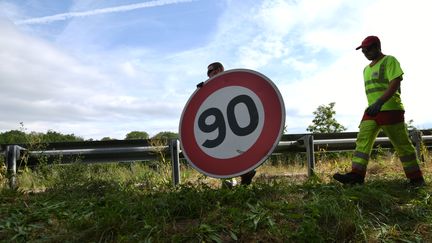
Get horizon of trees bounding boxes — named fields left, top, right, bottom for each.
left=1, top=101, right=424, bottom=144
left=0, top=129, right=179, bottom=145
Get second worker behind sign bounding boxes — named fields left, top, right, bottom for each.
left=196, top=62, right=257, bottom=187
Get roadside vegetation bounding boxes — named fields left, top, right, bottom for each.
left=1, top=151, right=431, bottom=242
left=1, top=105, right=430, bottom=242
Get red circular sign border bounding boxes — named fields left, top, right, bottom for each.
left=179, top=69, right=285, bottom=178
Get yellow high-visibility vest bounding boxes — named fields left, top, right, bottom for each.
left=363, top=55, right=404, bottom=111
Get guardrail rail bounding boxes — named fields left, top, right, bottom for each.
left=1, top=129, right=431, bottom=189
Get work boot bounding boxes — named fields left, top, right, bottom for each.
left=221, top=178, right=237, bottom=189
left=333, top=172, right=364, bottom=185
left=409, top=177, right=426, bottom=187
left=240, top=170, right=256, bottom=185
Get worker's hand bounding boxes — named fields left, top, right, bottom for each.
left=196, top=82, right=204, bottom=88
left=366, top=98, right=384, bottom=116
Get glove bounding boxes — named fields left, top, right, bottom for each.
left=366, top=98, right=384, bottom=116
left=196, top=82, right=204, bottom=88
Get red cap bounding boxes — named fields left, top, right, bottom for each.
left=355, top=36, right=380, bottom=50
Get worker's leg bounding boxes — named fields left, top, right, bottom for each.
left=382, top=123, right=424, bottom=181
left=351, top=120, right=381, bottom=177
left=333, top=120, right=380, bottom=184
left=240, top=170, right=256, bottom=185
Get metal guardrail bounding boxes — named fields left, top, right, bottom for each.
left=276, top=130, right=432, bottom=176
left=1, top=129, right=431, bottom=189
left=1, top=139, right=181, bottom=189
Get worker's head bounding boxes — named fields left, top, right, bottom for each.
left=356, top=36, right=382, bottom=61
left=207, top=62, right=224, bottom=78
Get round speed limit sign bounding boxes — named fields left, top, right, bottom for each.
left=179, top=69, right=285, bottom=178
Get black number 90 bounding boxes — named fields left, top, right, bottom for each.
left=198, top=95, right=259, bottom=148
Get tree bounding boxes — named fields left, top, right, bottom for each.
left=0, top=130, right=27, bottom=144
left=406, top=119, right=416, bottom=130
left=151, top=131, right=178, bottom=140
left=0, top=129, right=83, bottom=144
left=307, top=102, right=347, bottom=133
left=41, top=130, right=83, bottom=142
left=125, top=131, right=149, bottom=140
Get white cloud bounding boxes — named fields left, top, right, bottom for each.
left=120, top=61, right=138, bottom=77
left=0, top=18, right=185, bottom=139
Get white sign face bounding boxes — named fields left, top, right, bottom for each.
left=194, top=86, right=265, bottom=159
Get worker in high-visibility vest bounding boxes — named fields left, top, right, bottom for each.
left=333, top=36, right=425, bottom=187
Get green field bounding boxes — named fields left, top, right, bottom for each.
left=1, top=153, right=431, bottom=242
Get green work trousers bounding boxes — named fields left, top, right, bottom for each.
left=351, top=120, right=423, bottom=179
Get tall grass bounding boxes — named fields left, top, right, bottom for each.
left=0, top=151, right=431, bottom=242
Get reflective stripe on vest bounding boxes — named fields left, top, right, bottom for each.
left=364, top=57, right=404, bottom=110
left=365, top=58, right=388, bottom=98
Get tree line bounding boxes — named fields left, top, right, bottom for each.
left=1, top=102, right=346, bottom=145
left=0, top=130, right=179, bottom=145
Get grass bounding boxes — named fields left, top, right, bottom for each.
left=0, top=152, right=431, bottom=242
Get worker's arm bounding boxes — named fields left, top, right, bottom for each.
left=196, top=82, right=204, bottom=88
left=379, top=76, right=402, bottom=102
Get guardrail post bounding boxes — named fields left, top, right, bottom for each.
left=303, top=135, right=315, bottom=177
left=170, top=139, right=180, bottom=186
left=409, top=129, right=424, bottom=162
left=6, top=145, right=20, bottom=189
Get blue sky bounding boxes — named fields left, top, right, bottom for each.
left=1, top=0, right=431, bottom=140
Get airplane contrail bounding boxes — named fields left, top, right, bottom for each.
left=15, top=0, right=196, bottom=25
